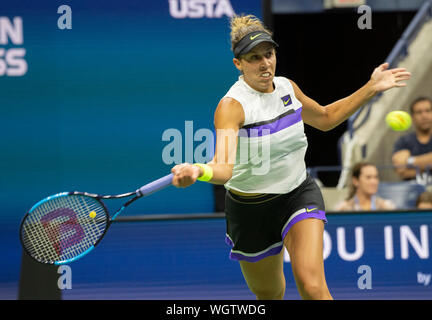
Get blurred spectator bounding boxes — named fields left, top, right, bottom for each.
left=392, top=97, right=432, bottom=181
left=416, top=191, right=432, bottom=209
left=335, top=162, right=396, bottom=211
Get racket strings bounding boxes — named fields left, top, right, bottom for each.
left=21, top=195, right=108, bottom=264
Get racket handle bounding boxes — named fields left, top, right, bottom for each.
left=136, top=173, right=174, bottom=197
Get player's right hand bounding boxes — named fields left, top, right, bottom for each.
left=171, top=163, right=202, bottom=188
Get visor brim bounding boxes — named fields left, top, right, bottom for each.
left=236, top=39, right=278, bottom=58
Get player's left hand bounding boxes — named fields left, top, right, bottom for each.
left=370, top=62, right=411, bottom=92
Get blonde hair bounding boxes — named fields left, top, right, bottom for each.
left=229, top=14, right=273, bottom=52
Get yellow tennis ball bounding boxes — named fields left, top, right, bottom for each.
left=89, top=211, right=96, bottom=219
left=385, top=111, right=412, bottom=131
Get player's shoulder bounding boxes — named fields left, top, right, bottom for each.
left=275, top=76, right=301, bottom=96
left=274, top=76, right=292, bottom=87
left=215, top=97, right=244, bottom=128
left=218, top=96, right=241, bottom=107
left=216, top=96, right=243, bottom=116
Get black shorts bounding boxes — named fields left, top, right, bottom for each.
left=224, top=174, right=327, bottom=262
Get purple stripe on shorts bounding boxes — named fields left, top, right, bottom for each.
left=230, top=244, right=284, bottom=262
left=225, top=235, right=234, bottom=247
left=238, top=108, right=302, bottom=137
left=281, top=210, right=327, bottom=241
left=225, top=239, right=284, bottom=262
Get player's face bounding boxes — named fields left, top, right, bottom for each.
left=412, top=100, right=432, bottom=132
left=233, top=42, right=276, bottom=93
left=354, top=165, right=379, bottom=197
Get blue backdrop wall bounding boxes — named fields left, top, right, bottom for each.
left=0, top=0, right=262, bottom=297
left=1, top=0, right=261, bottom=221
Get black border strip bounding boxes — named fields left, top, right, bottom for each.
left=113, top=209, right=432, bottom=223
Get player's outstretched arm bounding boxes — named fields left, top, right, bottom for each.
left=294, top=62, right=411, bottom=131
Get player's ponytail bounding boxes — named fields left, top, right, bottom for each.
left=229, top=14, right=273, bottom=53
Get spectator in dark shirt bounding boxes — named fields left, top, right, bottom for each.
left=392, top=97, right=432, bottom=180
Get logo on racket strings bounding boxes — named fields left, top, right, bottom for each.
left=41, top=208, right=85, bottom=256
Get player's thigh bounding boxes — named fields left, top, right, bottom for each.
left=239, top=249, right=285, bottom=295
left=283, top=218, right=326, bottom=286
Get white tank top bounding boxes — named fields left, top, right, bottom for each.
left=223, top=76, right=308, bottom=194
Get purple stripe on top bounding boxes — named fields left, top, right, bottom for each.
left=238, top=107, right=302, bottom=138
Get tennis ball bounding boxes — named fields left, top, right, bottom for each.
left=385, top=111, right=412, bottom=131
left=89, top=211, right=96, bottom=219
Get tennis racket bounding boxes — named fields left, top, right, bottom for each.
left=20, top=173, right=173, bottom=265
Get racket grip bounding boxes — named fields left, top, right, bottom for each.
left=136, top=173, right=174, bottom=197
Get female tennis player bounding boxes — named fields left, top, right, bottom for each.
left=171, top=15, right=411, bottom=300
